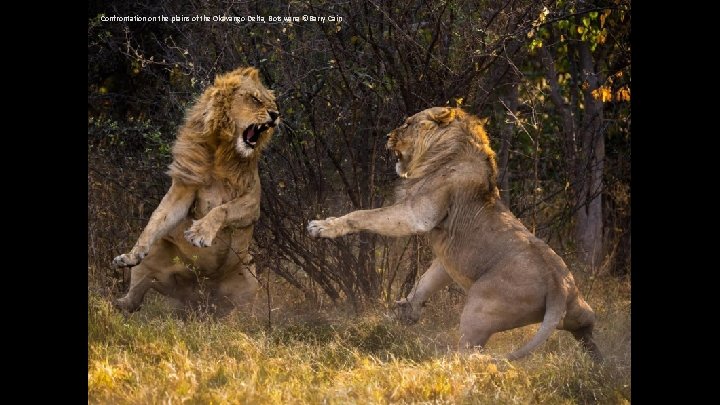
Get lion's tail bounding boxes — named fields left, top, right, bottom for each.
left=505, top=280, right=567, bottom=361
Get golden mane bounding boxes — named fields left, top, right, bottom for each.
left=405, top=107, right=498, bottom=195
left=166, top=67, right=268, bottom=187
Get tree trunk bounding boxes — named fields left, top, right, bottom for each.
left=540, top=39, right=605, bottom=269
left=497, top=84, right=518, bottom=206
left=575, top=42, right=605, bottom=269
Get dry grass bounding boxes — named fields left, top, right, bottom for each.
left=88, top=273, right=630, bottom=404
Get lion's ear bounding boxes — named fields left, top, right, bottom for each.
left=427, top=107, right=456, bottom=125
left=244, top=67, right=260, bottom=81
left=225, top=66, right=260, bottom=82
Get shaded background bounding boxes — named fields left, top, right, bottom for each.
left=88, top=0, right=630, bottom=310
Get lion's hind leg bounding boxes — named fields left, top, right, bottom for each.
left=114, top=239, right=186, bottom=313
left=458, top=306, right=494, bottom=353
left=559, top=296, right=602, bottom=362
left=212, top=263, right=260, bottom=318
left=114, top=260, right=157, bottom=313
left=457, top=282, right=506, bottom=352
left=458, top=276, right=547, bottom=355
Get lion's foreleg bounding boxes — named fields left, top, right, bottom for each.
left=114, top=181, right=196, bottom=267
left=308, top=187, right=449, bottom=239
left=308, top=195, right=447, bottom=239
left=184, top=190, right=260, bottom=247
left=395, top=258, right=452, bottom=324
left=218, top=192, right=261, bottom=229
left=308, top=206, right=413, bottom=237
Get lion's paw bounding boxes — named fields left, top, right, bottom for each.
left=307, top=217, right=343, bottom=238
left=113, top=248, right=147, bottom=268
left=394, top=298, right=422, bottom=325
left=184, top=219, right=217, bottom=247
left=113, top=296, right=140, bottom=314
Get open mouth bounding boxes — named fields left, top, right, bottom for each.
left=242, top=123, right=272, bottom=148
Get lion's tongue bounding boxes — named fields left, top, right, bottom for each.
left=246, top=126, right=257, bottom=143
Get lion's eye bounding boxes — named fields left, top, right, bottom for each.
left=251, top=95, right=262, bottom=105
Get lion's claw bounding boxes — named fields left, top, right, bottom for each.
left=113, top=249, right=147, bottom=268
left=184, top=220, right=215, bottom=247
left=184, top=229, right=211, bottom=247
left=307, top=217, right=341, bottom=238
left=307, top=220, right=325, bottom=238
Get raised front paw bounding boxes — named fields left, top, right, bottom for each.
left=184, top=218, right=219, bottom=247
left=113, top=247, right=148, bottom=268
left=307, top=217, right=344, bottom=238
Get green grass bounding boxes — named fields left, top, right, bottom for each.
left=88, top=277, right=630, bottom=404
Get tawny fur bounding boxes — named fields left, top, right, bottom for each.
left=309, top=107, right=601, bottom=362
left=113, top=67, right=280, bottom=317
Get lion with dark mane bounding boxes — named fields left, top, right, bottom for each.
left=308, top=107, right=601, bottom=361
left=113, top=67, right=279, bottom=317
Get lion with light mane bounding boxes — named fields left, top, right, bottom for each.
left=308, top=107, right=601, bottom=361
left=113, top=67, right=280, bottom=317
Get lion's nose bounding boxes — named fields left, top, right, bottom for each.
left=268, top=110, right=280, bottom=121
